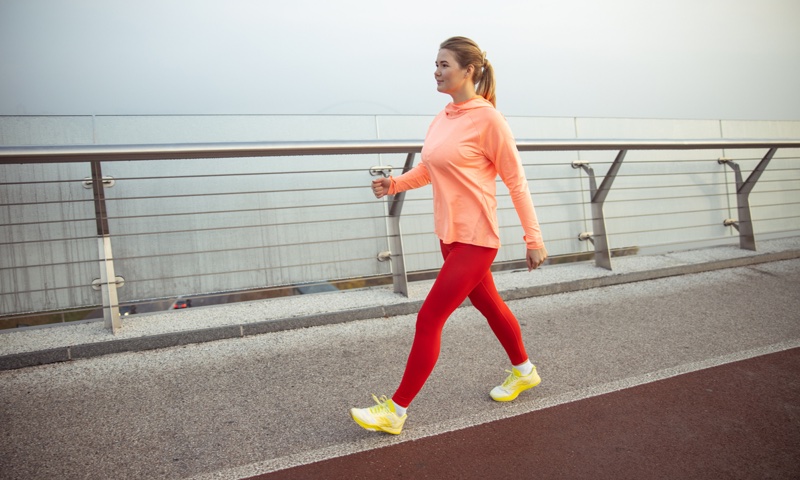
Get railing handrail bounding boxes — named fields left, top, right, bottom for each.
left=2, top=136, right=799, bottom=332
left=2, top=138, right=800, bottom=164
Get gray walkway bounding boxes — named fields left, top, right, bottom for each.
left=1, top=238, right=799, bottom=479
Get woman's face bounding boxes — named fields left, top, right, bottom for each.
left=434, top=48, right=472, bottom=97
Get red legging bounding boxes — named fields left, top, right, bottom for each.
left=392, top=241, right=529, bottom=407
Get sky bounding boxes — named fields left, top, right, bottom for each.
left=1, top=0, right=799, bottom=120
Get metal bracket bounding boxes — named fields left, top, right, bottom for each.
left=92, top=276, right=125, bottom=291
left=723, top=219, right=740, bottom=232
left=83, top=175, right=115, bottom=189
left=578, top=232, right=595, bottom=245
left=571, top=161, right=590, bottom=169
left=377, top=251, right=392, bottom=262
left=369, top=166, right=393, bottom=178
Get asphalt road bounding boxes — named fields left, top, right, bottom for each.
left=1, top=257, right=799, bottom=479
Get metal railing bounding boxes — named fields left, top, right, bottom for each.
left=2, top=138, right=799, bottom=333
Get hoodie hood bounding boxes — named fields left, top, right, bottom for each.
left=444, top=96, right=494, bottom=119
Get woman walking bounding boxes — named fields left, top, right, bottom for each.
left=350, top=36, right=547, bottom=435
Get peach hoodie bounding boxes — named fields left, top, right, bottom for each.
left=388, top=97, right=544, bottom=250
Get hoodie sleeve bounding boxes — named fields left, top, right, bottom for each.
left=481, top=112, right=544, bottom=250
left=387, top=161, right=431, bottom=195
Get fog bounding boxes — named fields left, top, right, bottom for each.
left=1, top=0, right=799, bottom=120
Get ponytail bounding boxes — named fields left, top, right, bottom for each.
left=476, top=59, right=496, bottom=107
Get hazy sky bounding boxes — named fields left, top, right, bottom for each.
left=1, top=0, right=799, bottom=120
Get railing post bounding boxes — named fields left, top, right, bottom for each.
left=91, top=160, right=122, bottom=332
left=573, top=149, right=627, bottom=270
left=385, top=217, right=407, bottom=296
left=719, top=148, right=778, bottom=251
left=383, top=152, right=416, bottom=296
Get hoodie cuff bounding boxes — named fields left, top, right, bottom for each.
left=524, top=235, right=545, bottom=250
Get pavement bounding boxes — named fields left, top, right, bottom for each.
left=1, top=237, right=799, bottom=479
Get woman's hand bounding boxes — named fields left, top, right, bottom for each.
left=372, top=177, right=391, bottom=199
left=526, top=246, right=548, bottom=271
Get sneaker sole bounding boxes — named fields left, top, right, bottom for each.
left=490, top=376, right=542, bottom=402
left=349, top=409, right=403, bottom=435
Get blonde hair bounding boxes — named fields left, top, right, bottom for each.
left=439, top=36, right=496, bottom=107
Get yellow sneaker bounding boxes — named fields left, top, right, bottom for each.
left=350, top=394, right=407, bottom=435
left=489, top=366, right=541, bottom=402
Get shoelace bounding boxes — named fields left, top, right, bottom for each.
left=367, top=394, right=392, bottom=414
left=500, top=370, right=518, bottom=388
